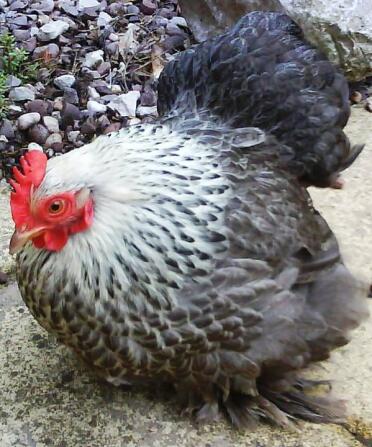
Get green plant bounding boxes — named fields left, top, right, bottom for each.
left=0, top=32, right=40, bottom=118
left=0, top=72, right=8, bottom=119
left=0, top=32, right=39, bottom=80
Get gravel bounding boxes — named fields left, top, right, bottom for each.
left=0, top=0, right=192, bottom=180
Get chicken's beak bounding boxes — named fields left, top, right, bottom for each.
left=9, top=227, right=45, bottom=255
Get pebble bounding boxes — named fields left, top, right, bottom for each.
left=5, top=75, right=22, bottom=89
left=43, top=116, right=60, bottom=133
left=54, top=74, right=76, bottom=91
left=137, top=105, right=158, bottom=117
left=27, top=99, right=53, bottom=116
left=162, top=34, right=186, bottom=51
left=45, top=133, right=63, bottom=148
left=87, top=86, right=100, bottom=99
left=140, top=0, right=157, bottom=15
left=9, top=86, right=35, bottom=102
left=81, top=118, right=97, bottom=135
left=78, top=0, right=100, bottom=10
left=33, top=43, right=60, bottom=60
left=107, top=91, right=140, bottom=117
left=63, top=88, right=80, bottom=105
left=170, top=16, right=187, bottom=27
left=83, top=50, right=104, bottom=69
left=62, top=103, right=83, bottom=127
left=0, top=120, right=15, bottom=140
left=28, top=124, right=49, bottom=144
left=97, top=11, right=112, bottom=27
left=67, top=131, right=81, bottom=144
left=18, top=112, right=41, bottom=130
left=38, top=20, right=69, bottom=41
left=87, top=100, right=107, bottom=115
left=0, top=271, right=8, bottom=285
left=27, top=142, right=44, bottom=151
left=30, top=0, right=54, bottom=12
left=13, top=29, right=31, bottom=41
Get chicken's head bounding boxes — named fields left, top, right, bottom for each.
left=9, top=150, right=93, bottom=254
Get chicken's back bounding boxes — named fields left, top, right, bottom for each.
left=158, top=12, right=358, bottom=187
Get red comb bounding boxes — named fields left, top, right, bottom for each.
left=9, top=151, right=48, bottom=228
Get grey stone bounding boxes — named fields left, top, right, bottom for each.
left=5, top=75, right=21, bottom=89
left=42, top=116, right=60, bottom=133
left=97, top=11, right=112, bottom=27
left=0, top=120, right=15, bottom=140
left=9, top=0, right=28, bottom=10
left=63, top=88, right=79, bottom=105
left=169, top=16, right=188, bottom=28
left=38, top=20, right=69, bottom=41
left=8, top=86, right=35, bottom=102
left=32, top=43, right=60, bottom=60
left=45, top=133, right=62, bottom=148
left=17, top=112, right=41, bottom=130
left=12, top=29, right=31, bottom=40
left=178, top=0, right=372, bottom=81
left=30, top=0, right=54, bottom=12
left=27, top=124, right=49, bottom=144
left=54, top=74, right=76, bottom=91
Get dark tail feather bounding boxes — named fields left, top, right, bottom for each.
left=340, top=143, right=365, bottom=171
left=260, top=381, right=346, bottom=424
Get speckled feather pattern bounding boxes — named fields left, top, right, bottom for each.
left=14, top=12, right=368, bottom=428
left=15, top=119, right=367, bottom=425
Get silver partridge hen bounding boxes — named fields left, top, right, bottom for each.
left=9, top=12, right=367, bottom=428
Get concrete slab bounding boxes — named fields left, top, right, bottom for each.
left=0, top=108, right=371, bottom=447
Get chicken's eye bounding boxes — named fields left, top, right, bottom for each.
left=48, top=200, right=65, bottom=215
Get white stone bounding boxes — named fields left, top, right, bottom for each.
left=43, top=116, right=60, bottom=133
left=111, top=85, right=122, bottom=94
left=54, top=74, right=76, bottom=91
left=87, top=100, right=107, bottom=115
left=97, top=11, right=113, bottom=27
left=87, top=86, right=100, bottom=99
left=107, top=91, right=140, bottom=117
left=45, top=133, right=62, bottom=148
left=18, top=113, right=41, bottom=130
left=83, top=50, right=104, bottom=69
left=136, top=106, right=158, bottom=117
left=109, top=33, right=119, bottom=42
left=30, top=26, right=39, bottom=37
left=67, top=131, right=80, bottom=144
left=169, top=16, right=188, bottom=28
left=77, top=0, right=99, bottom=9
left=38, top=20, right=69, bottom=41
left=9, top=87, right=35, bottom=102
left=27, top=142, right=44, bottom=152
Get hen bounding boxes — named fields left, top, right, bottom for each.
left=9, top=12, right=367, bottom=428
